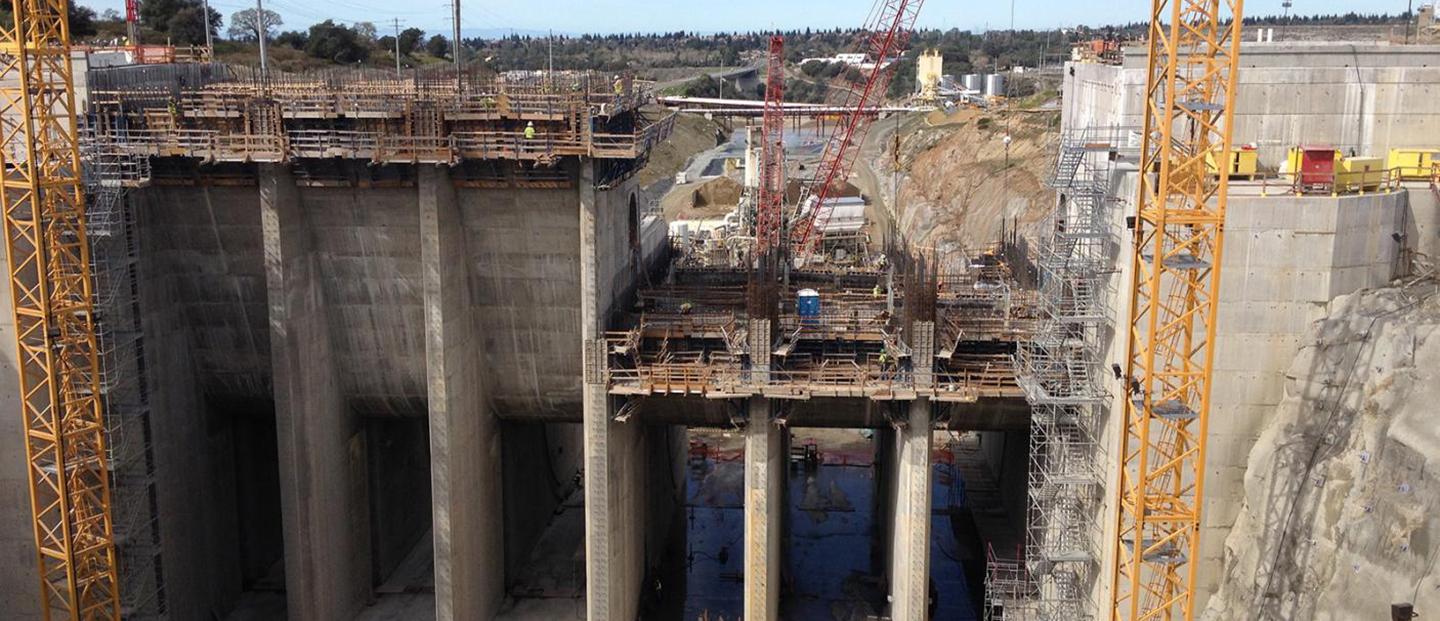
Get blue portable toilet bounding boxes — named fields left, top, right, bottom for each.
left=797, top=288, right=821, bottom=324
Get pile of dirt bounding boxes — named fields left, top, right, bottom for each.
left=1204, top=279, right=1440, bottom=620
left=692, top=176, right=742, bottom=208
left=879, top=108, right=1060, bottom=255
left=635, top=109, right=722, bottom=190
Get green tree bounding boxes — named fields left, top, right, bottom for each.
left=425, top=34, right=449, bottom=58
left=305, top=20, right=369, bottom=63
left=226, top=8, right=282, bottom=42
left=139, top=0, right=217, bottom=43
left=398, top=27, right=424, bottom=54
left=274, top=30, right=308, bottom=49
left=353, top=21, right=377, bottom=42
left=69, top=5, right=97, bottom=38
left=167, top=5, right=220, bottom=45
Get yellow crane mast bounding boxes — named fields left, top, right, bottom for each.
left=1110, top=0, right=1244, bottom=619
left=0, top=0, right=121, bottom=618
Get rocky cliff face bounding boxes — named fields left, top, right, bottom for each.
left=1204, top=278, right=1440, bottom=620
left=867, top=108, right=1058, bottom=261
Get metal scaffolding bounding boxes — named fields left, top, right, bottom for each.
left=84, top=136, right=163, bottom=620
left=988, top=126, right=1136, bottom=621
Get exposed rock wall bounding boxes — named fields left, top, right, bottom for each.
left=879, top=109, right=1058, bottom=258
left=1204, top=279, right=1440, bottom=620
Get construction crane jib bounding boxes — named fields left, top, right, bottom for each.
left=1110, top=0, right=1244, bottom=620
left=789, top=0, right=924, bottom=264
left=756, top=35, right=786, bottom=258
left=0, top=0, right=122, bottom=619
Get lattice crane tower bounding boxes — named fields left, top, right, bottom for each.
left=0, top=0, right=122, bottom=618
left=1109, top=0, right=1244, bottom=619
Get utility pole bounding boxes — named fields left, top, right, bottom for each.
left=202, top=0, right=213, bottom=57
left=257, top=0, right=269, bottom=78
left=451, top=0, right=461, bottom=75
left=1408, top=0, right=1416, bottom=44
left=392, top=18, right=402, bottom=76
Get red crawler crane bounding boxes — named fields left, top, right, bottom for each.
left=788, top=0, right=925, bottom=263
left=126, top=0, right=140, bottom=44
left=756, top=35, right=787, bottom=257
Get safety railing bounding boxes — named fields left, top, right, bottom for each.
left=1258, top=166, right=1409, bottom=196
left=287, top=130, right=380, bottom=159
left=453, top=131, right=587, bottom=161
left=607, top=364, right=743, bottom=396
left=376, top=135, right=455, bottom=164
left=605, top=358, right=1024, bottom=400
left=214, top=134, right=286, bottom=161
left=85, top=125, right=664, bottom=164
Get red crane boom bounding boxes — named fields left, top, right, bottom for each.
left=789, top=0, right=925, bottom=262
left=756, top=35, right=786, bottom=256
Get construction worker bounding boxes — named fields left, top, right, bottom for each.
left=873, top=284, right=883, bottom=299
left=613, top=74, right=624, bottom=96
left=524, top=121, right=536, bottom=140
left=679, top=300, right=694, bottom=314
left=167, top=97, right=179, bottom=124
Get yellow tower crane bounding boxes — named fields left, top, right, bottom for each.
left=1110, top=0, right=1244, bottom=620
left=0, top=0, right=121, bottom=618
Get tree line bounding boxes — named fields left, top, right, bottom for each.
left=61, top=2, right=1418, bottom=74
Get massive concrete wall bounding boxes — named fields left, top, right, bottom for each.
left=124, top=163, right=649, bottom=421
left=1063, top=44, right=1440, bottom=165
left=1092, top=174, right=1414, bottom=610
left=0, top=161, right=649, bottom=618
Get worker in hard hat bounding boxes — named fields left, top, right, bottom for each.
left=872, top=284, right=883, bottom=299
left=524, top=121, right=536, bottom=140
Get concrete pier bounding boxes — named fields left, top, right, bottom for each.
left=261, top=164, right=371, bottom=620
left=420, top=166, right=504, bottom=619
left=745, top=319, right=784, bottom=620
left=581, top=162, right=646, bottom=620
left=889, top=400, right=933, bottom=621
left=744, top=400, right=786, bottom=620
left=890, top=322, right=935, bottom=621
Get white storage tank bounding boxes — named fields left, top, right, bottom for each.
left=984, top=73, right=1006, bottom=97
left=962, top=73, right=982, bottom=92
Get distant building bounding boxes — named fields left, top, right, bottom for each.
left=799, top=52, right=894, bottom=71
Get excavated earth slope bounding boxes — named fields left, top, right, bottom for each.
left=875, top=108, right=1059, bottom=258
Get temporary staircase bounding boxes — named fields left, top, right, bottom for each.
left=986, top=127, right=1136, bottom=621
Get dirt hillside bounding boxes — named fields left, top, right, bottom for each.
left=876, top=108, right=1060, bottom=256
left=636, top=109, right=722, bottom=190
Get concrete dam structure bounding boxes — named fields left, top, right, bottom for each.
left=3, top=35, right=1440, bottom=621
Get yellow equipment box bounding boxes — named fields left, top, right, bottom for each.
left=1206, top=148, right=1259, bottom=178
left=1337, top=156, right=1385, bottom=192
left=1387, top=148, right=1439, bottom=180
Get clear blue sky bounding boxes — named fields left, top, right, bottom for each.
left=80, top=0, right=1406, bottom=37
